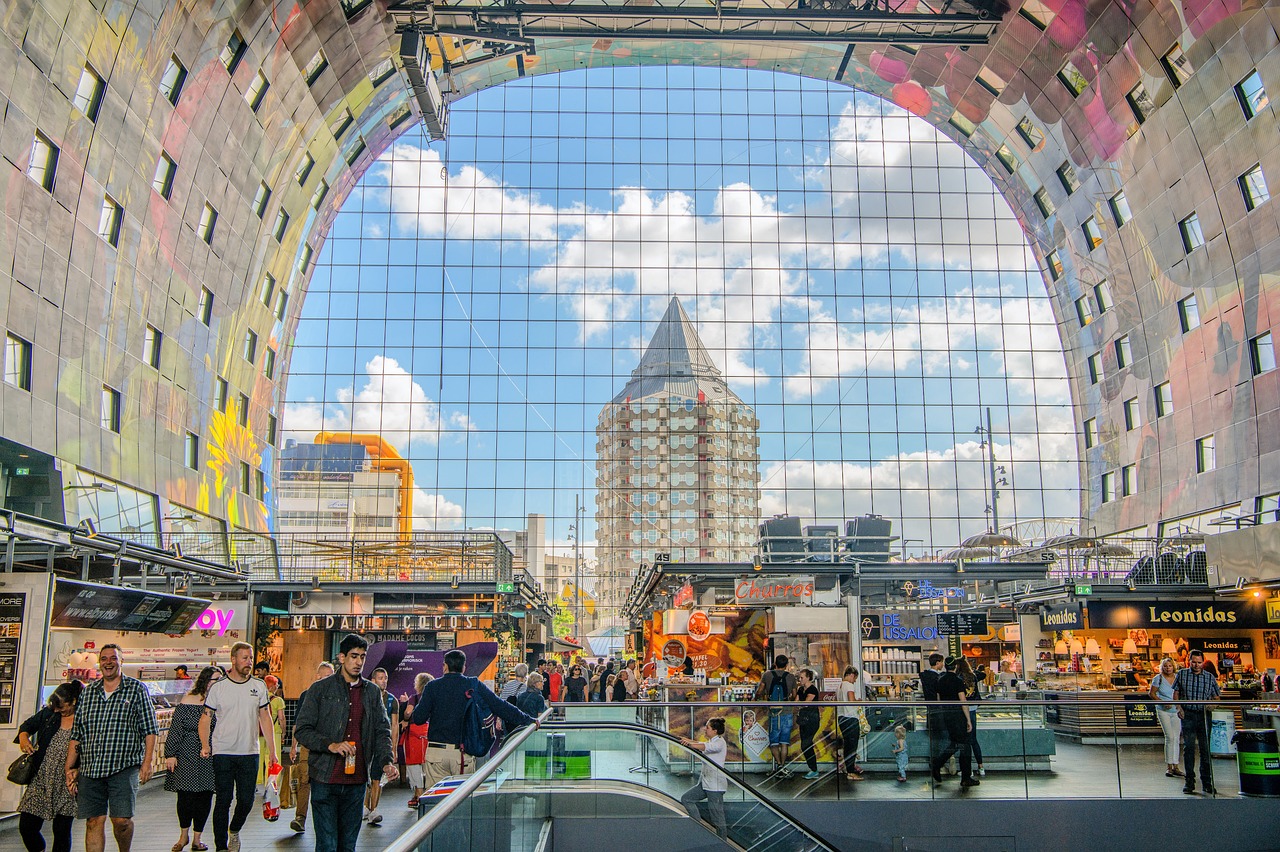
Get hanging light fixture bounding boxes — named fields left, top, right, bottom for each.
left=1084, top=638, right=1100, bottom=656
left=1161, top=638, right=1176, bottom=656
left=1122, top=637, right=1138, bottom=655
left=1069, top=637, right=1084, bottom=656
left=1054, top=639, right=1068, bottom=655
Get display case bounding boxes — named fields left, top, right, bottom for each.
left=862, top=697, right=1055, bottom=771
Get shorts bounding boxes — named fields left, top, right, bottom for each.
left=405, top=763, right=425, bottom=790
left=78, top=766, right=139, bottom=819
left=768, top=711, right=794, bottom=746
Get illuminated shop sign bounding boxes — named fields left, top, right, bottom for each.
left=192, top=606, right=240, bottom=636
left=288, top=613, right=491, bottom=632
left=881, top=612, right=939, bottom=642
left=902, top=580, right=965, bottom=600
left=1040, top=601, right=1085, bottom=631
left=1087, top=599, right=1269, bottom=629
left=734, top=576, right=814, bottom=604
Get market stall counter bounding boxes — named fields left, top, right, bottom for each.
left=1041, top=690, right=1163, bottom=744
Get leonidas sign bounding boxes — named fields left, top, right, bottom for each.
left=1088, top=599, right=1269, bottom=630
left=734, top=576, right=814, bottom=605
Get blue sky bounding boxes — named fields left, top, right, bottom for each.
left=284, top=66, right=1077, bottom=555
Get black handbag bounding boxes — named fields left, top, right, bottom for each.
left=7, top=752, right=36, bottom=785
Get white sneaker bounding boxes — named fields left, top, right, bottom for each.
left=978, top=766, right=986, bottom=777
left=362, top=807, right=371, bottom=821
left=228, top=831, right=241, bottom=852
left=367, top=810, right=382, bottom=826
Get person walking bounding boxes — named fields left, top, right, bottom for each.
left=163, top=667, right=221, bottom=852
left=596, top=661, right=615, bottom=702
left=1174, top=649, right=1221, bottom=795
left=795, top=668, right=822, bottom=780
left=956, top=657, right=985, bottom=776
left=929, top=657, right=976, bottom=788
left=919, top=653, right=946, bottom=772
left=1149, top=657, right=1183, bottom=778
left=257, top=676, right=285, bottom=785
left=201, top=642, right=277, bottom=852
left=755, top=655, right=797, bottom=778
left=289, top=661, right=334, bottom=834
left=402, top=673, right=432, bottom=807
left=678, top=718, right=729, bottom=839
left=622, top=659, right=641, bottom=700
left=497, top=664, right=528, bottom=702
left=16, top=680, right=82, bottom=852
left=292, top=634, right=399, bottom=852
left=548, top=664, right=564, bottom=703
left=65, top=644, right=159, bottom=852
left=362, top=667, right=398, bottom=826
left=835, top=666, right=864, bottom=781
left=564, top=665, right=589, bottom=702
left=515, top=673, right=548, bottom=717
left=411, top=649, right=537, bottom=788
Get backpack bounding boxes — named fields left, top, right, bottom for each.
left=462, top=678, right=497, bottom=757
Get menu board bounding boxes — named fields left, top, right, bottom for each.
left=0, top=592, right=25, bottom=724
left=935, top=611, right=988, bottom=636
left=50, top=580, right=210, bottom=635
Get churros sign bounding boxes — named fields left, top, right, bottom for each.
left=734, top=577, right=814, bottom=604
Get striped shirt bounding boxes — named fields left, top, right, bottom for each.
left=70, top=676, right=159, bottom=778
left=1173, top=668, right=1220, bottom=711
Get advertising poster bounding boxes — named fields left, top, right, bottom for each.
left=365, top=640, right=498, bottom=701
left=0, top=592, right=24, bottom=724
left=642, top=608, right=769, bottom=682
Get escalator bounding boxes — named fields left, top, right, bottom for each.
left=383, top=717, right=840, bottom=852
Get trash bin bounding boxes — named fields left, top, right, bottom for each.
left=1231, top=729, right=1280, bottom=797
left=1210, top=709, right=1237, bottom=756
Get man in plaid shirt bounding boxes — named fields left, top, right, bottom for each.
left=65, top=644, right=159, bottom=852
left=1173, top=648, right=1221, bottom=795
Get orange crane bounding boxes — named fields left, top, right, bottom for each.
left=314, top=432, right=413, bottom=540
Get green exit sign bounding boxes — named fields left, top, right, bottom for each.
left=1075, top=584, right=1093, bottom=596
left=496, top=582, right=515, bottom=594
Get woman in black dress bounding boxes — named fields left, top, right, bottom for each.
left=164, top=666, right=221, bottom=852
left=16, top=680, right=82, bottom=852
left=564, top=665, right=589, bottom=702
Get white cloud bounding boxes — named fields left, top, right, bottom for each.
left=412, top=488, right=465, bottom=530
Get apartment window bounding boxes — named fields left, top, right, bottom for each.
left=1178, top=295, right=1200, bottom=332
left=345, top=136, right=366, bottom=166
left=1160, top=43, right=1193, bottom=88
left=237, top=393, right=250, bottom=427
left=275, top=290, right=289, bottom=322
left=1179, top=213, right=1204, bottom=252
left=1122, top=464, right=1137, bottom=497
left=369, top=58, right=395, bottom=86
left=264, top=346, right=276, bottom=380
left=994, top=145, right=1017, bottom=174
left=1016, top=116, right=1044, bottom=149
left=1251, top=331, right=1276, bottom=375
left=1084, top=417, right=1098, bottom=449
left=215, top=377, right=229, bottom=412
left=159, top=55, right=187, bottom=105
left=1235, top=70, right=1268, bottom=119
left=143, top=325, right=162, bottom=369
left=1240, top=164, right=1270, bottom=211
left=272, top=209, right=290, bottom=242
left=310, top=179, right=329, bottom=210
left=245, top=70, right=269, bottom=111
left=27, top=132, right=58, bottom=191
left=1082, top=216, right=1102, bottom=249
left=1058, top=60, right=1088, bottom=96
left=1101, top=471, right=1116, bottom=504
left=73, top=65, right=105, bottom=121
left=1195, top=435, right=1215, bottom=473
left=304, top=49, right=328, bottom=84
left=1155, top=381, right=1174, bottom=417
left=101, top=385, right=121, bottom=433
left=948, top=111, right=977, bottom=138
left=1094, top=280, right=1113, bottom=314
left=1127, top=82, right=1156, bottom=123
left=97, top=196, right=122, bottom=246
left=198, top=203, right=218, bottom=244
left=1123, top=396, right=1141, bottom=431
left=239, top=462, right=251, bottom=493
left=331, top=109, right=354, bottom=140
left=1115, top=335, right=1132, bottom=368
left=1087, top=352, right=1104, bottom=384
left=267, top=413, right=278, bottom=446
left=243, top=330, right=258, bottom=363
left=1075, top=295, right=1094, bottom=327
left=1257, top=493, right=1280, bottom=525
left=297, top=244, right=313, bottom=274
left=976, top=67, right=1005, bottom=96
left=221, top=30, right=247, bottom=74
left=388, top=104, right=412, bottom=131
left=255, top=469, right=266, bottom=502
left=198, top=287, right=214, bottom=326
left=1056, top=161, right=1080, bottom=195
left=153, top=152, right=176, bottom=199
left=295, top=152, right=315, bottom=186
left=1034, top=187, right=1055, bottom=218
left=259, top=274, right=275, bottom=307
left=1046, top=250, right=1064, bottom=280
left=253, top=182, right=271, bottom=218
left=184, top=432, right=199, bottom=470
left=4, top=333, right=31, bottom=391
left=1109, top=191, right=1132, bottom=227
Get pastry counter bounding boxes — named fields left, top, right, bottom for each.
left=1040, top=689, right=1162, bottom=742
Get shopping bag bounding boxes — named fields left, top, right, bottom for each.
left=262, top=762, right=282, bottom=821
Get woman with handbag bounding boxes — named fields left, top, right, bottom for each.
left=835, top=666, right=865, bottom=781
left=14, top=680, right=82, bottom=852
left=163, top=666, right=221, bottom=852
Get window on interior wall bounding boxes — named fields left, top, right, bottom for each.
left=1179, top=213, right=1204, bottom=252
left=1123, top=396, right=1141, bottom=431
left=260, top=274, right=275, bottom=307
left=331, top=109, right=354, bottom=140
left=1075, top=295, right=1093, bottom=327
left=1087, top=352, right=1104, bottom=384
left=246, top=70, right=269, bottom=111
left=101, top=385, right=121, bottom=433
left=976, top=67, right=1005, bottom=96
left=153, top=152, right=176, bottom=199
left=1160, top=43, right=1194, bottom=88
left=239, top=462, right=251, bottom=493
left=27, top=132, right=58, bottom=191
left=1094, top=280, right=1113, bottom=313
left=237, top=393, right=250, bottom=427
left=221, top=30, right=247, bottom=74
left=1034, top=187, right=1055, bottom=218
left=1115, top=335, right=1132, bottom=368
left=1016, top=116, right=1044, bottom=149
left=255, top=469, right=266, bottom=502
left=311, top=179, right=329, bottom=210
left=4, top=333, right=31, bottom=391
left=198, top=203, right=217, bottom=244
left=159, top=55, right=187, bottom=104
left=1018, top=0, right=1053, bottom=30
left=198, top=287, right=213, bottom=326
left=304, top=49, right=328, bottom=84
left=1154, top=381, right=1173, bottom=417
left=243, top=330, right=257, bottom=363
left=1256, top=493, right=1280, bottom=525
left=295, top=152, right=315, bottom=185
left=1126, top=83, right=1155, bottom=124
left=1084, top=417, right=1098, bottom=448
left=97, top=196, right=122, bottom=246
left=1082, top=216, right=1102, bottom=249
left=273, top=210, right=290, bottom=242
left=388, top=104, right=413, bottom=130
left=264, top=346, right=276, bottom=380
left=215, top=377, right=229, bottom=412
left=346, top=136, right=366, bottom=165
left=1056, top=161, right=1080, bottom=195
left=1195, top=435, right=1215, bottom=473
left=1109, top=191, right=1132, bottom=226
left=253, top=182, right=271, bottom=218
left=1178, top=294, right=1200, bottom=332
left=1046, top=250, right=1064, bottom=280
left=1251, top=331, right=1276, bottom=375
left=184, top=432, right=199, bottom=470
left=1057, top=60, right=1088, bottom=96
left=267, top=413, right=278, bottom=446
left=1240, top=164, right=1270, bottom=211
left=143, top=325, right=162, bottom=369
left=369, top=58, right=395, bottom=86
left=1235, top=70, right=1268, bottom=119
left=298, top=244, right=314, bottom=274
left=1101, top=471, right=1116, bottom=503
left=275, top=290, right=289, bottom=322
left=1122, top=464, right=1136, bottom=497
left=994, top=145, right=1017, bottom=174
left=73, top=65, right=105, bottom=121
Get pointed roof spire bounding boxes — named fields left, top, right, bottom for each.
left=631, top=296, right=722, bottom=382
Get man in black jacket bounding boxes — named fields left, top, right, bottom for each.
left=929, top=656, right=977, bottom=788
left=411, top=649, right=537, bottom=788
left=919, top=653, right=945, bottom=771
left=293, top=635, right=398, bottom=852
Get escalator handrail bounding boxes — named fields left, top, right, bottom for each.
left=542, top=719, right=841, bottom=852
left=382, top=708, right=554, bottom=852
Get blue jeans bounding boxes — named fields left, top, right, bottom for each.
left=311, top=781, right=366, bottom=852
